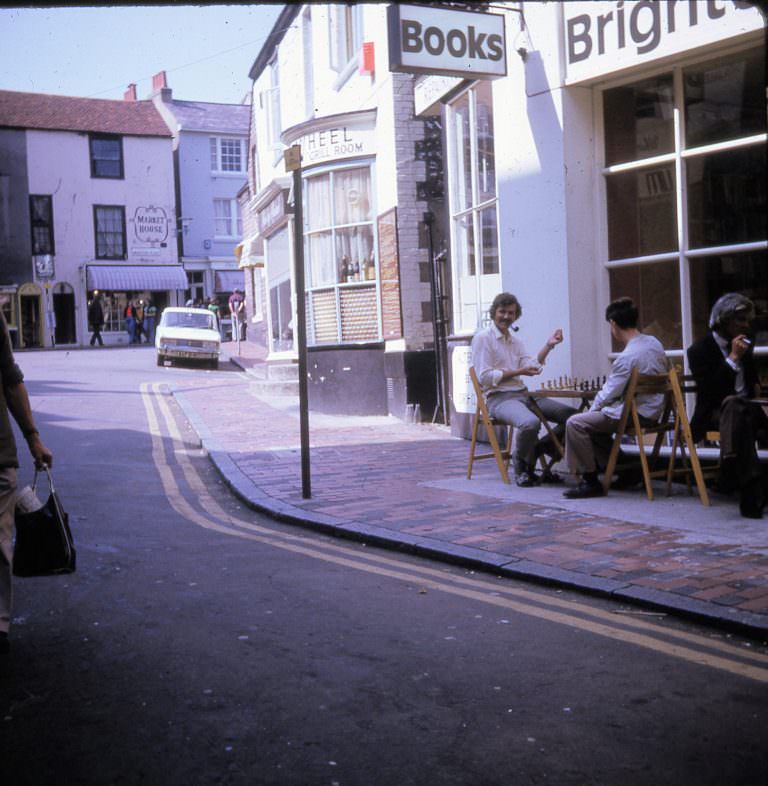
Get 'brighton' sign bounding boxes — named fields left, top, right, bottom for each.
left=388, top=4, right=507, bottom=79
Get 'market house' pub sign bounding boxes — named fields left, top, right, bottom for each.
left=388, top=3, right=507, bottom=78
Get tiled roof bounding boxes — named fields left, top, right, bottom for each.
left=0, top=90, right=172, bottom=137
left=166, top=100, right=250, bottom=134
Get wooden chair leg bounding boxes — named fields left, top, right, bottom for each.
left=467, top=410, right=481, bottom=480
left=632, top=409, right=654, bottom=501
left=487, top=423, right=511, bottom=484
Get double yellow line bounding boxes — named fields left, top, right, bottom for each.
left=141, top=382, right=768, bottom=683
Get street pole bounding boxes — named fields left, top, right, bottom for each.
left=423, top=212, right=446, bottom=424
left=285, top=144, right=311, bottom=499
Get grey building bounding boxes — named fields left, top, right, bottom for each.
left=148, top=72, right=250, bottom=318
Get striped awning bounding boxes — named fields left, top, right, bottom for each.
left=86, top=264, right=188, bottom=291
left=214, top=270, right=244, bottom=293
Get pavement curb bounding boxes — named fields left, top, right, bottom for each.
left=171, top=386, right=768, bottom=641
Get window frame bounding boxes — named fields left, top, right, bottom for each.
left=209, top=136, right=246, bottom=175
left=89, top=133, right=124, bottom=179
left=93, top=204, right=127, bottom=260
left=213, top=198, right=243, bottom=239
left=29, top=194, right=55, bottom=255
left=328, top=3, right=363, bottom=86
left=596, top=41, right=767, bottom=357
left=446, top=81, right=501, bottom=336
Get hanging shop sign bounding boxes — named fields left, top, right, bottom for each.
left=564, top=0, right=766, bottom=84
left=388, top=4, right=507, bottom=79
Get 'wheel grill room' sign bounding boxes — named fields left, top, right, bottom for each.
left=387, top=4, right=507, bottom=79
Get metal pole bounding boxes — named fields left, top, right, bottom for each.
left=286, top=145, right=311, bottom=498
left=423, top=212, right=445, bottom=424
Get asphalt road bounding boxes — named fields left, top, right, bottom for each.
left=1, top=346, right=767, bottom=786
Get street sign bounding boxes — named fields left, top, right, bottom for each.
left=284, top=144, right=302, bottom=172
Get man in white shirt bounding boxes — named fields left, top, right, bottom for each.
left=471, top=292, right=576, bottom=487
left=563, top=297, right=668, bottom=499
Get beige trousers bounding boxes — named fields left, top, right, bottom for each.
left=564, top=411, right=619, bottom=476
left=0, top=467, right=17, bottom=635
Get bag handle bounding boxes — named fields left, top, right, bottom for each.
left=30, top=465, right=55, bottom=495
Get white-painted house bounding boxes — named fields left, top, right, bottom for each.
left=246, top=1, right=767, bottom=427
left=0, top=88, right=185, bottom=348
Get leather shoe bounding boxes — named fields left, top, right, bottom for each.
left=540, top=470, right=563, bottom=484
left=563, top=479, right=605, bottom=499
left=516, top=470, right=540, bottom=488
left=611, top=469, right=643, bottom=490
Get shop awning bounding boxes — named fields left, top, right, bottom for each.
left=214, top=270, right=244, bottom=293
left=87, top=264, right=188, bottom=291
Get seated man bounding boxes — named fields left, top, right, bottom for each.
left=471, top=292, right=576, bottom=487
left=687, top=293, right=767, bottom=519
left=563, top=297, right=668, bottom=499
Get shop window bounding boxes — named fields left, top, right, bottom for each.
left=303, top=165, right=378, bottom=344
left=602, top=46, right=766, bottom=351
left=89, top=134, right=124, bottom=179
left=29, top=195, right=54, bottom=255
left=93, top=205, right=126, bottom=259
left=446, top=81, right=500, bottom=334
left=210, top=137, right=245, bottom=173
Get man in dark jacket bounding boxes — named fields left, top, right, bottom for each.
left=687, top=293, right=766, bottom=518
left=0, top=311, right=53, bottom=653
left=88, top=294, right=105, bottom=347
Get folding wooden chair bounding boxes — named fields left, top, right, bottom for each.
left=467, top=367, right=513, bottom=484
left=602, top=368, right=675, bottom=500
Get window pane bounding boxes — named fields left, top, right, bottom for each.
left=609, top=262, right=681, bottom=350
left=210, top=138, right=218, bottom=170
left=91, top=137, right=122, bottom=177
left=307, top=231, right=334, bottom=287
left=334, top=168, right=371, bottom=224
left=480, top=207, right=498, bottom=275
left=689, top=251, right=767, bottom=345
left=686, top=146, right=767, bottom=249
left=220, top=138, right=242, bottom=172
left=335, top=226, right=374, bottom=283
left=306, top=175, right=332, bottom=230
left=214, top=200, right=232, bottom=236
left=454, top=214, right=475, bottom=277
left=606, top=164, right=677, bottom=259
left=684, top=48, right=766, bottom=149
left=451, top=92, right=472, bottom=213
left=95, top=207, right=124, bottom=258
left=604, top=75, right=674, bottom=166
left=475, top=81, right=496, bottom=202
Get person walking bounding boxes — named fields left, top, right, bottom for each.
left=135, top=300, right=145, bottom=345
left=228, top=289, right=246, bottom=342
left=88, top=294, right=105, bottom=347
left=0, top=309, right=53, bottom=654
left=144, top=299, right=157, bottom=344
left=124, top=301, right=136, bottom=345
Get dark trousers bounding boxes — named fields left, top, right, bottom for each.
left=90, top=326, right=104, bottom=346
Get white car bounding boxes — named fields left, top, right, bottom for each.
left=155, top=307, right=221, bottom=369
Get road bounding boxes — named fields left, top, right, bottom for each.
left=1, top=346, right=767, bottom=786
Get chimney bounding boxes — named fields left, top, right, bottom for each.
left=123, top=83, right=137, bottom=102
left=151, top=71, right=172, bottom=102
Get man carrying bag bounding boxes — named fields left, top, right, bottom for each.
left=0, top=309, right=53, bottom=655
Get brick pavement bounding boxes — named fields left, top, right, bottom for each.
left=169, top=341, right=768, bottom=638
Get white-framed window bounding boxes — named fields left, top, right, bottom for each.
left=213, top=198, right=242, bottom=238
left=599, top=45, right=766, bottom=356
left=210, top=137, right=246, bottom=174
left=446, top=80, right=500, bottom=335
left=259, top=56, right=283, bottom=161
left=329, top=3, right=363, bottom=75
left=303, top=162, right=380, bottom=345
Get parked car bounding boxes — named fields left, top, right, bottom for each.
left=155, top=307, right=221, bottom=369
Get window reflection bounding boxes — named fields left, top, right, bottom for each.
left=603, top=76, right=674, bottom=166
left=609, top=262, right=682, bottom=350
left=481, top=208, right=498, bottom=275
left=606, top=164, right=677, bottom=259
left=689, top=251, right=767, bottom=345
left=453, top=93, right=472, bottom=213
left=475, top=81, right=496, bottom=203
left=686, top=146, right=767, bottom=249
left=684, top=48, right=766, bottom=149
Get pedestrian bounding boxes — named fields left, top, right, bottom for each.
left=88, top=294, right=105, bottom=347
left=228, top=289, right=246, bottom=342
left=206, top=297, right=222, bottom=339
left=124, top=300, right=136, bottom=345
left=144, top=298, right=157, bottom=344
left=135, top=300, right=145, bottom=345
left=0, top=309, right=53, bottom=655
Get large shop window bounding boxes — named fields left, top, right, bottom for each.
left=446, top=81, right=500, bottom=334
left=602, top=47, right=766, bottom=354
left=304, top=165, right=380, bottom=345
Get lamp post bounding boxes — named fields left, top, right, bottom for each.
left=285, top=144, right=311, bottom=499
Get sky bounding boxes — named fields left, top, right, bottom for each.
left=0, top=3, right=286, bottom=105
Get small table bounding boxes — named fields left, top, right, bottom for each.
left=527, top=387, right=598, bottom=465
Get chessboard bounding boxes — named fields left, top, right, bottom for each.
left=542, top=375, right=606, bottom=391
